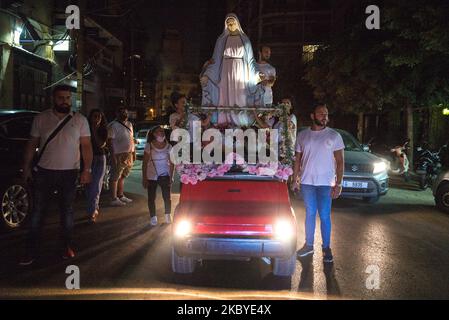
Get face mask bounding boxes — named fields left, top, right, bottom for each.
left=156, top=136, right=166, bottom=143
left=54, top=104, right=71, bottom=114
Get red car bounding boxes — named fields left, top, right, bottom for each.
left=171, top=172, right=297, bottom=277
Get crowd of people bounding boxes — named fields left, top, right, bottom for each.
left=19, top=85, right=142, bottom=265
left=18, top=15, right=345, bottom=266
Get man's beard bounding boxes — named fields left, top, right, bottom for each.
left=314, top=119, right=327, bottom=127
left=54, top=104, right=71, bottom=114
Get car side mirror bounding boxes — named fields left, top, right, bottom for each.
left=362, top=144, right=370, bottom=152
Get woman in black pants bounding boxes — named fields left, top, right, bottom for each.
left=142, top=126, right=174, bottom=226
left=86, top=109, right=108, bottom=223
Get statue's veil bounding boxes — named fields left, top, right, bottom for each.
left=201, top=13, right=263, bottom=113
left=222, top=13, right=245, bottom=35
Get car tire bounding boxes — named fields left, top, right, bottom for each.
left=0, top=181, right=32, bottom=229
left=363, top=196, right=379, bottom=204
left=272, top=253, right=296, bottom=277
left=171, top=247, right=195, bottom=274
left=435, top=183, right=449, bottom=214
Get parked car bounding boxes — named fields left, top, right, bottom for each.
left=298, top=127, right=389, bottom=203
left=135, top=129, right=149, bottom=159
left=432, top=169, right=449, bottom=213
left=172, top=172, right=297, bottom=277
left=0, top=110, right=39, bottom=229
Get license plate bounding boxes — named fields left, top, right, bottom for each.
left=343, top=181, right=368, bottom=189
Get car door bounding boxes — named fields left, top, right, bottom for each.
left=0, top=116, right=35, bottom=177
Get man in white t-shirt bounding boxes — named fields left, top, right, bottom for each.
left=20, top=85, right=93, bottom=265
left=257, top=45, right=276, bottom=106
left=292, top=103, right=345, bottom=263
left=108, top=107, right=136, bottom=206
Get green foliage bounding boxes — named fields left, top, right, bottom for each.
left=304, top=0, right=449, bottom=113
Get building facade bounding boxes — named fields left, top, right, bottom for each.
left=0, top=0, right=125, bottom=120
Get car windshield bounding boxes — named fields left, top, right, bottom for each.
left=337, top=130, right=363, bottom=152
left=137, top=130, right=148, bottom=139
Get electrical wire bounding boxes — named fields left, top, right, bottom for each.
left=88, top=8, right=133, bottom=18
left=85, top=0, right=142, bottom=14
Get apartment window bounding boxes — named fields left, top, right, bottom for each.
left=302, top=45, right=319, bottom=63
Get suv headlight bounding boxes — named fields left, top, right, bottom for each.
left=373, top=161, right=387, bottom=174
left=274, top=220, right=295, bottom=242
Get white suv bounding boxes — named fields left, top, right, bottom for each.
left=433, top=170, right=449, bottom=213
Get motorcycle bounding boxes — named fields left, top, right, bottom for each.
left=415, top=143, right=447, bottom=190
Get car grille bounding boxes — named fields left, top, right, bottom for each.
left=345, top=163, right=373, bottom=173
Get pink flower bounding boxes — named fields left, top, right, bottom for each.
left=188, top=174, right=198, bottom=185
left=246, top=165, right=258, bottom=174
left=208, top=170, right=217, bottom=177
left=257, top=167, right=276, bottom=176
left=180, top=174, right=190, bottom=184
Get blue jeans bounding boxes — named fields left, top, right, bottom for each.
left=85, top=155, right=106, bottom=216
left=27, top=167, right=78, bottom=256
left=301, top=184, right=333, bottom=249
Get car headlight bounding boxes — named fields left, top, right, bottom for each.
left=274, top=220, right=295, bottom=242
left=373, top=161, right=387, bottom=174
left=174, top=220, right=192, bottom=238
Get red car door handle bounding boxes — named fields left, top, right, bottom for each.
left=227, top=189, right=241, bottom=193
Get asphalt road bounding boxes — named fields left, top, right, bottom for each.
left=0, top=161, right=448, bottom=300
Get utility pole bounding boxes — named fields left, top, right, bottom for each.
left=75, top=0, right=86, bottom=114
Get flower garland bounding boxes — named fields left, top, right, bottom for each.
left=176, top=152, right=293, bottom=185
left=176, top=104, right=295, bottom=185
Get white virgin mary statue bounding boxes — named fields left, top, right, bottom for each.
left=200, top=13, right=265, bottom=127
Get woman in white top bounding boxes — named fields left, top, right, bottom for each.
left=142, top=126, right=174, bottom=226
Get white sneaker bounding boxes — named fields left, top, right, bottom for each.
left=119, top=195, right=133, bottom=203
left=165, top=214, right=172, bottom=224
left=110, top=198, right=126, bottom=207
left=150, top=216, right=158, bottom=226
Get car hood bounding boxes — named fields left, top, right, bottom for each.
left=344, top=150, right=384, bottom=165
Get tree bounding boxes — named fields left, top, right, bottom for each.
left=304, top=0, right=449, bottom=165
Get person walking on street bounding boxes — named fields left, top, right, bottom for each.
left=20, top=85, right=93, bottom=265
left=292, top=103, right=345, bottom=263
left=108, top=107, right=136, bottom=207
left=142, top=126, right=174, bottom=226
left=86, top=109, right=108, bottom=223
